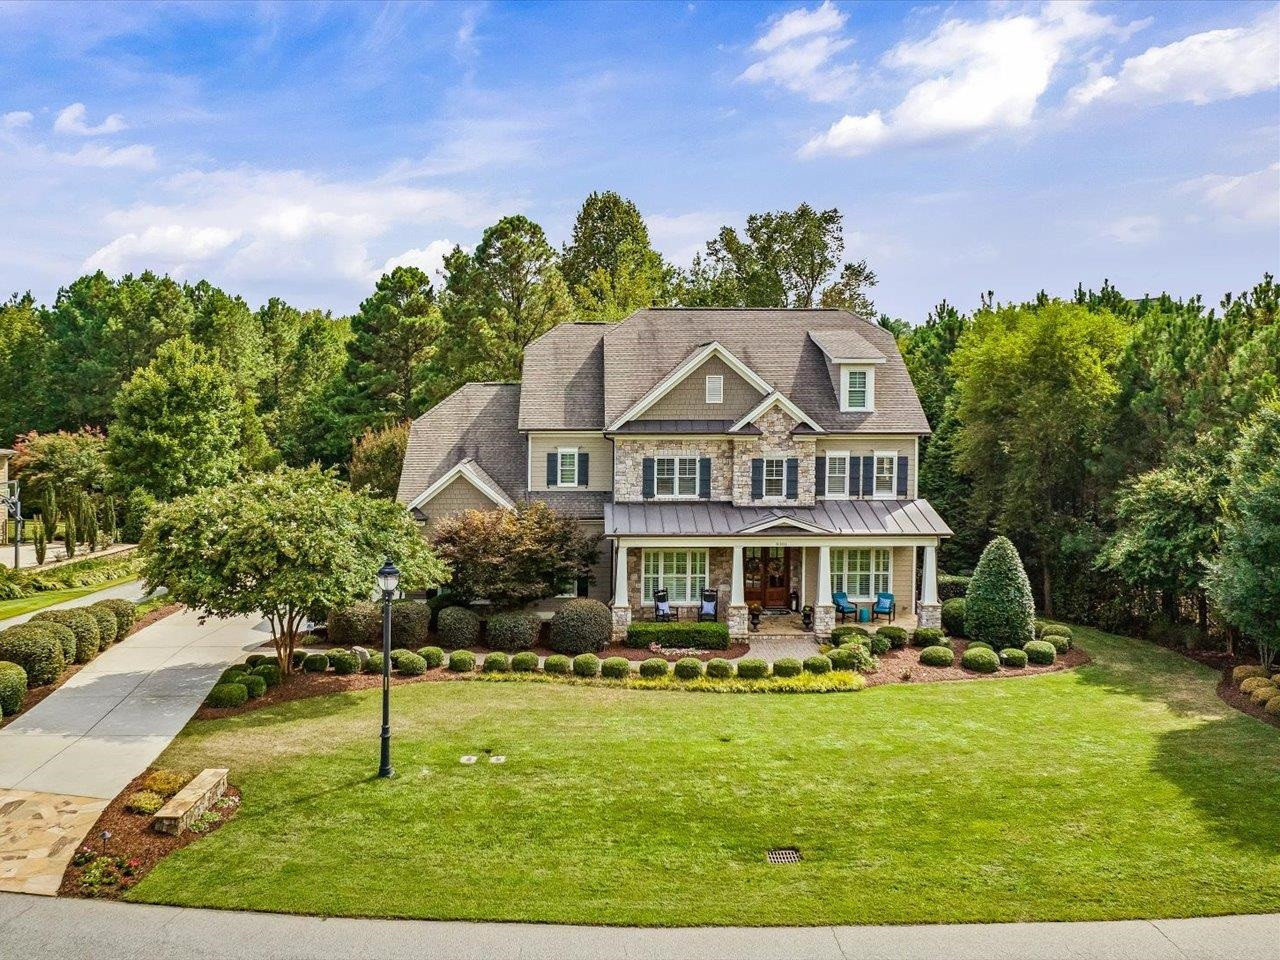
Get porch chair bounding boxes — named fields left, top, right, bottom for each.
left=872, top=592, right=895, bottom=623
left=698, top=589, right=718, bottom=622
left=831, top=591, right=857, bottom=623
left=653, top=588, right=675, bottom=623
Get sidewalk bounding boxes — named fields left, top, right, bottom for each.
left=0, top=893, right=1274, bottom=960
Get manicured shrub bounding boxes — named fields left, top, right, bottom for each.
left=364, top=652, right=385, bottom=674
left=919, top=645, right=955, bottom=667
left=705, top=657, right=733, bottom=679
left=572, top=653, right=600, bottom=677
left=601, top=656, right=631, bottom=679
left=1039, top=624, right=1073, bottom=645
left=911, top=627, right=945, bottom=648
left=388, top=648, right=412, bottom=668
left=937, top=572, right=970, bottom=601
left=34, top=622, right=77, bottom=664
left=390, top=600, right=431, bottom=649
left=965, top=536, right=1036, bottom=650
left=625, top=620, right=730, bottom=651
left=827, top=646, right=858, bottom=670
left=999, top=647, right=1028, bottom=668
left=32, top=609, right=100, bottom=663
left=830, top=625, right=870, bottom=642
left=941, top=597, right=967, bottom=638
left=241, top=674, right=268, bottom=698
left=1231, top=665, right=1269, bottom=683
left=205, top=682, right=248, bottom=708
left=1046, top=634, right=1072, bottom=654
left=735, top=657, right=769, bottom=680
left=418, top=646, right=446, bottom=668
left=327, top=603, right=380, bottom=647
left=0, top=661, right=27, bottom=715
left=125, top=790, right=166, bottom=815
left=862, top=632, right=891, bottom=655
left=448, top=649, right=477, bottom=673
left=877, top=625, right=909, bottom=648
left=835, top=643, right=877, bottom=673
left=961, top=646, right=1000, bottom=674
left=328, top=649, right=359, bottom=675
left=639, top=657, right=669, bottom=678
left=291, top=649, right=307, bottom=670
left=221, top=667, right=250, bottom=684
left=482, top=652, right=511, bottom=673
left=673, top=657, right=703, bottom=680
left=966, top=640, right=994, bottom=651
left=486, top=612, right=539, bottom=653
left=548, top=598, right=612, bottom=655
left=0, top=626, right=66, bottom=686
left=396, top=652, right=427, bottom=676
left=804, top=654, right=832, bottom=675
left=543, top=654, right=571, bottom=675
left=772, top=657, right=802, bottom=678
left=511, top=651, right=539, bottom=673
left=1239, top=676, right=1276, bottom=694
left=1266, top=697, right=1280, bottom=716
left=245, top=654, right=269, bottom=668
left=1024, top=640, right=1057, bottom=665
left=302, top=653, right=329, bottom=673
left=1249, top=686, right=1278, bottom=705
left=84, top=604, right=119, bottom=646
left=98, top=598, right=137, bottom=638
left=438, top=606, right=482, bottom=648
left=141, top=769, right=191, bottom=796
left=251, top=663, right=281, bottom=687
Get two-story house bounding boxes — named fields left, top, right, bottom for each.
left=395, top=308, right=950, bottom=639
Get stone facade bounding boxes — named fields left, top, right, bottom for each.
left=730, top=406, right=817, bottom=507
left=917, top=602, right=941, bottom=629
left=613, top=438, right=734, bottom=502
left=727, top=604, right=748, bottom=638
left=621, top=546, right=733, bottom=620
left=813, top=604, right=835, bottom=638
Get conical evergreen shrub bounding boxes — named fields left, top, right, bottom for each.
left=964, top=536, right=1036, bottom=651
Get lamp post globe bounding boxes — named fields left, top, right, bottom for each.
left=377, top=558, right=400, bottom=778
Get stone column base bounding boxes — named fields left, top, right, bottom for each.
left=727, top=604, right=748, bottom=639
left=611, top=604, right=632, bottom=641
left=813, top=604, right=835, bottom=639
left=917, top=602, right=941, bottom=629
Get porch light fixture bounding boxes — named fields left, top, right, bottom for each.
left=376, top=558, right=400, bottom=778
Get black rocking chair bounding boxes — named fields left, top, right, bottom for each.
left=698, top=589, right=718, bottom=622
left=653, top=588, right=675, bottom=622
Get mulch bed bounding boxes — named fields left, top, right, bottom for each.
left=863, top=640, right=1089, bottom=687
left=1216, top=670, right=1280, bottom=729
left=195, top=667, right=455, bottom=720
left=131, top=601, right=182, bottom=633
left=59, top=768, right=240, bottom=899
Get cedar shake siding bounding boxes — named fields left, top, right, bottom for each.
left=416, top=476, right=501, bottom=532
left=643, top=355, right=763, bottom=422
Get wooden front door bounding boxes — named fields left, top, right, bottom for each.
left=744, top=547, right=791, bottom=610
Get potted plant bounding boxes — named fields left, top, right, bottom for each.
left=800, top=605, right=813, bottom=630
left=748, top=602, right=763, bottom=632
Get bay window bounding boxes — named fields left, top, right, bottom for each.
left=642, top=549, right=708, bottom=603
left=830, top=548, right=891, bottom=600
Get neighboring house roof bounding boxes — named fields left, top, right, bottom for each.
left=605, top=499, right=951, bottom=538
left=517, top=322, right=608, bottom=430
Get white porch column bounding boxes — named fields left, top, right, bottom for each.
left=727, top=544, right=748, bottom=638
left=613, top=543, right=629, bottom=607
left=921, top=543, right=938, bottom=605
left=730, top=545, right=744, bottom=606
left=816, top=545, right=833, bottom=606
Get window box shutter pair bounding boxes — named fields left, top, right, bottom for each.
left=641, top=457, right=711, bottom=499
left=750, top=457, right=799, bottom=499
left=546, top=450, right=588, bottom=487
left=815, top=456, right=826, bottom=497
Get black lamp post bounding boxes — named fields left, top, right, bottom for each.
left=376, top=558, right=400, bottom=778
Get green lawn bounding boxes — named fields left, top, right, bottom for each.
left=131, top=625, right=1280, bottom=926
left=0, top=575, right=137, bottom=621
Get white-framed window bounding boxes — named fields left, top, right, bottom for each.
left=842, top=367, right=875, bottom=411
left=557, top=448, right=578, bottom=487
left=655, top=455, right=699, bottom=498
left=642, top=549, right=708, bottom=603
left=705, top=374, right=723, bottom=404
left=830, top=548, right=891, bottom=600
left=825, top=452, right=848, bottom=497
left=763, top=457, right=785, bottom=497
left=874, top=452, right=897, bottom=498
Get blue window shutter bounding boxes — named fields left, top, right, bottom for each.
left=642, top=457, right=655, bottom=499
left=815, top=457, right=826, bottom=497
left=698, top=457, right=711, bottom=499
left=785, top=458, right=799, bottom=499
left=896, top=455, right=908, bottom=498
left=578, top=451, right=589, bottom=487
left=546, top=452, right=557, bottom=487
left=861, top=455, right=874, bottom=497
left=751, top=459, right=764, bottom=499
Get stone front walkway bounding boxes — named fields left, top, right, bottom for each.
left=0, top=610, right=265, bottom=895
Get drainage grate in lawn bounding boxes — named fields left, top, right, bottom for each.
left=766, top=847, right=802, bottom=864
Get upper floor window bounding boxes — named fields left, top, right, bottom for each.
left=705, top=374, right=723, bottom=404
left=558, top=448, right=579, bottom=487
left=825, top=453, right=848, bottom=496
left=847, top=371, right=867, bottom=408
left=842, top=366, right=875, bottom=412
left=874, top=452, right=896, bottom=497
left=656, top=455, right=698, bottom=498
left=763, top=457, right=785, bottom=497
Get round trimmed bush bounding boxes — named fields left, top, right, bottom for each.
left=302, top=653, right=329, bottom=673
left=827, top=646, right=858, bottom=670
left=32, top=609, right=100, bottom=663
left=830, top=625, right=870, bottom=643
left=705, top=657, right=733, bottom=679
left=328, top=649, right=359, bottom=675
left=1238, top=676, right=1275, bottom=694
left=438, top=606, right=482, bottom=648
left=482, top=652, right=511, bottom=673
left=389, top=648, right=413, bottom=668
left=548, top=599, right=612, bottom=655
left=1231, top=665, right=1269, bottom=683
left=98, top=598, right=137, bottom=638
left=544, top=654, right=572, bottom=675
left=448, top=649, right=477, bottom=673
left=291, top=649, right=308, bottom=670
left=835, top=643, right=877, bottom=673
left=396, top=651, right=427, bottom=676
left=639, top=657, right=669, bottom=678
left=1024, top=640, right=1057, bottom=665
left=327, top=603, right=380, bottom=647
left=511, top=651, right=539, bottom=673
left=389, top=601, right=431, bottom=649
left=1266, top=697, right=1280, bottom=716
left=364, top=652, right=385, bottom=674
left=804, top=654, right=832, bottom=675
left=221, top=667, right=250, bottom=684
left=572, top=653, right=600, bottom=677
left=486, top=612, right=538, bottom=653
left=1249, top=685, right=1278, bottom=705
left=241, top=674, right=268, bottom=698
left=735, top=657, right=769, bottom=680
left=966, top=640, right=994, bottom=652
left=965, top=536, right=1036, bottom=650
left=1039, top=624, right=1073, bottom=647
left=84, top=604, right=119, bottom=646
left=125, top=790, right=165, bottom=815
left=0, top=625, right=68, bottom=685
left=877, top=626, right=909, bottom=648
left=32, top=621, right=77, bottom=665
left=961, top=646, right=1000, bottom=674
left=245, top=654, right=270, bottom=668
left=0, top=661, right=28, bottom=715
left=941, top=597, right=966, bottom=638
left=919, top=645, right=955, bottom=667
left=772, top=657, right=802, bottom=678
left=418, top=646, right=445, bottom=669
left=601, top=656, right=631, bottom=679
left=673, top=657, right=703, bottom=680
left=251, top=663, right=281, bottom=687
left=205, top=682, right=248, bottom=708
left=999, top=647, right=1028, bottom=668
left=1046, top=634, right=1072, bottom=654
left=911, top=627, right=945, bottom=648
left=861, top=632, right=890, bottom=655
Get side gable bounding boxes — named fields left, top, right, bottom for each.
left=405, top=459, right=515, bottom=513
left=731, top=391, right=823, bottom=434
left=607, top=341, right=770, bottom=430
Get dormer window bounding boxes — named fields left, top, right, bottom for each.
left=841, top=366, right=875, bottom=412
left=705, top=374, right=723, bottom=404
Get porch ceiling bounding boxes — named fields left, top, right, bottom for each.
left=605, top=498, right=950, bottom=538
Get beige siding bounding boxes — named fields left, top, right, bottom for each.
left=816, top=434, right=918, bottom=499
left=644, top=355, right=763, bottom=421
left=528, top=432, right=614, bottom=492
left=418, top=476, right=501, bottom=533
left=802, top=544, right=914, bottom=616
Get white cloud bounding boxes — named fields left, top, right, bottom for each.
left=380, top=239, right=456, bottom=282
left=53, top=102, right=127, bottom=136
left=84, top=225, right=241, bottom=273
left=739, top=1, right=857, bottom=103
left=1182, top=163, right=1280, bottom=225
left=384, top=118, right=547, bottom=178
left=647, top=210, right=731, bottom=265
left=801, top=2, right=1135, bottom=157
left=55, top=143, right=156, bottom=170
left=1069, top=7, right=1279, bottom=109
left=2, top=110, right=33, bottom=128
left=1101, top=214, right=1161, bottom=244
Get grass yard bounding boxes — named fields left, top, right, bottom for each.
left=131, top=625, right=1280, bottom=926
left=0, top=575, right=137, bottom=621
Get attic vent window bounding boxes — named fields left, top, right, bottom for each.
left=705, top=374, right=723, bottom=404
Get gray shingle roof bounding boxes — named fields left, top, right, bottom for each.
left=605, top=499, right=951, bottom=537
left=808, top=328, right=885, bottom=362
left=517, top=322, right=608, bottom=430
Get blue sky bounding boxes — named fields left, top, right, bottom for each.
left=1, top=0, right=1276, bottom=321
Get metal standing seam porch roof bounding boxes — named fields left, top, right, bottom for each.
left=605, top=499, right=952, bottom=538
